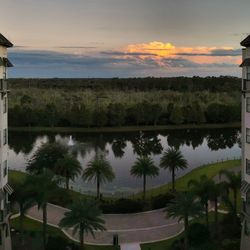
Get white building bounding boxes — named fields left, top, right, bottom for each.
left=0, top=33, right=13, bottom=250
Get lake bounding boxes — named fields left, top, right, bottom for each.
left=8, top=127, right=241, bottom=197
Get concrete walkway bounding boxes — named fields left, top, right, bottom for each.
left=120, top=243, right=141, bottom=250
left=27, top=203, right=183, bottom=245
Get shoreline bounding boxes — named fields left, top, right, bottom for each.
left=9, top=122, right=240, bottom=133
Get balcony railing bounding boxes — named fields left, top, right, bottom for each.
left=243, top=79, right=250, bottom=92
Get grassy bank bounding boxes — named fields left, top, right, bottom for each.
left=9, top=159, right=240, bottom=202
left=9, top=122, right=240, bottom=133
left=11, top=216, right=119, bottom=250
left=135, top=159, right=241, bottom=198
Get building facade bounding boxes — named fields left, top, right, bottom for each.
left=0, top=33, right=13, bottom=250
left=241, top=34, right=250, bottom=250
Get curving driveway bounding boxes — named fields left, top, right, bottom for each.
left=27, top=203, right=183, bottom=245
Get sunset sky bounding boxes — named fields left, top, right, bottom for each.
left=1, top=0, right=250, bottom=78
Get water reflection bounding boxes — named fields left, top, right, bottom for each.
left=8, top=128, right=241, bottom=195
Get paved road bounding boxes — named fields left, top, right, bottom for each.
left=26, top=165, right=240, bottom=245
left=27, top=204, right=183, bottom=244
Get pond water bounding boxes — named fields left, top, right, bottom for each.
left=8, top=128, right=241, bottom=196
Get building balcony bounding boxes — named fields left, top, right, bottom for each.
left=243, top=79, right=250, bottom=92
left=0, top=80, right=9, bottom=96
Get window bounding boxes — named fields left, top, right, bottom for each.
left=3, top=129, right=7, bottom=145
left=3, top=97, right=7, bottom=114
left=247, top=67, right=250, bottom=80
left=247, top=159, right=250, bottom=175
left=3, top=161, right=7, bottom=177
left=247, top=98, right=250, bottom=112
left=247, top=129, right=250, bottom=143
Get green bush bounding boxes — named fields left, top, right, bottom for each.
left=101, top=198, right=145, bottom=213
left=150, top=193, right=175, bottom=209
left=46, top=236, right=78, bottom=250
left=187, top=223, right=210, bottom=247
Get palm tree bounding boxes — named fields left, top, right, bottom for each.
left=165, top=192, right=202, bottom=250
left=55, top=153, right=82, bottom=190
left=160, top=147, right=187, bottom=192
left=209, top=181, right=224, bottom=241
left=26, top=142, right=68, bottom=175
left=82, top=155, right=115, bottom=199
left=26, top=170, right=60, bottom=250
left=219, top=170, right=241, bottom=214
left=11, top=177, right=33, bottom=246
left=130, top=156, right=159, bottom=200
left=59, top=199, right=106, bottom=249
left=188, top=175, right=213, bottom=227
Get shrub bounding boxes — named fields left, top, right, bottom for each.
left=150, top=193, right=175, bottom=209
left=188, top=223, right=210, bottom=247
left=46, top=236, right=78, bottom=250
left=101, top=198, right=145, bottom=213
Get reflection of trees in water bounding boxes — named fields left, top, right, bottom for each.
left=9, top=132, right=42, bottom=155
left=130, top=131, right=163, bottom=156
left=9, top=127, right=240, bottom=158
left=111, top=137, right=126, bottom=158
left=206, top=128, right=240, bottom=151
left=164, top=129, right=206, bottom=150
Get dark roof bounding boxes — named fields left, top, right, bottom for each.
left=0, top=34, right=13, bottom=48
left=241, top=35, right=250, bottom=47
left=240, top=58, right=250, bottom=67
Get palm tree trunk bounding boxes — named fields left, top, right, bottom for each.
left=214, top=197, right=218, bottom=242
left=233, top=189, right=237, bottom=214
left=20, top=205, right=24, bottom=246
left=143, top=174, right=146, bottom=200
left=172, top=168, right=175, bottom=192
left=97, top=178, right=100, bottom=200
left=79, top=225, right=84, bottom=250
left=66, top=177, right=69, bottom=190
left=184, top=216, right=189, bottom=250
left=42, top=203, right=47, bottom=250
left=205, top=201, right=209, bottom=227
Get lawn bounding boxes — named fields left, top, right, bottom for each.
left=140, top=212, right=227, bottom=250
left=135, top=159, right=240, bottom=198
left=11, top=216, right=119, bottom=250
left=9, top=159, right=241, bottom=203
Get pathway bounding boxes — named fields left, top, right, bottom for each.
left=120, top=243, right=141, bottom=250
left=26, top=203, right=183, bottom=245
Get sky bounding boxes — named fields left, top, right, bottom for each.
left=1, top=0, right=250, bottom=78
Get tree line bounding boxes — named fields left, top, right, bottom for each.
left=9, top=76, right=240, bottom=92
left=8, top=76, right=241, bottom=128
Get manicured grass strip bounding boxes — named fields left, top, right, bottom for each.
left=135, top=160, right=240, bottom=198
left=141, top=212, right=223, bottom=250
left=9, top=122, right=240, bottom=133
left=10, top=216, right=119, bottom=250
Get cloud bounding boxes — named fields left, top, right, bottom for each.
left=8, top=41, right=241, bottom=78
left=56, top=46, right=97, bottom=49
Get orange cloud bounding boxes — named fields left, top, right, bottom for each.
left=122, top=41, right=240, bottom=66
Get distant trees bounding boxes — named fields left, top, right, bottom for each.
left=8, top=77, right=241, bottom=128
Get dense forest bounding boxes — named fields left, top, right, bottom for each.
left=8, top=76, right=241, bottom=128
